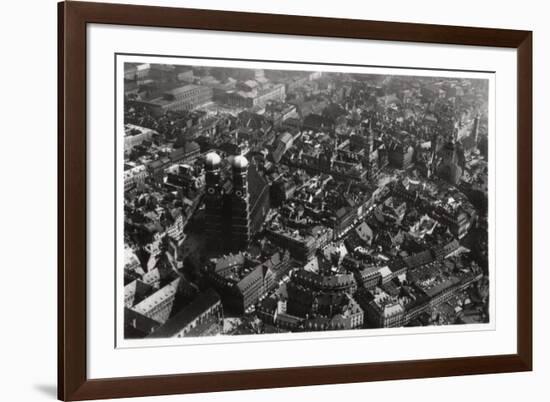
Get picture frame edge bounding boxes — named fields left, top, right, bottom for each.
left=57, top=2, right=533, bottom=400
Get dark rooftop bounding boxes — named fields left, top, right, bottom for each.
left=147, top=288, right=221, bottom=338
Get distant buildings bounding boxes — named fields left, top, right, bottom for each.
left=134, top=84, right=213, bottom=115
left=285, top=272, right=364, bottom=331
left=124, top=165, right=148, bottom=192
left=124, top=63, right=176, bottom=84
left=430, top=205, right=475, bottom=239
left=124, top=124, right=156, bottom=152
left=266, top=225, right=333, bottom=262
left=460, top=115, right=481, bottom=151
left=170, top=141, right=201, bottom=164
left=216, top=83, right=286, bottom=108
left=287, top=146, right=367, bottom=182
left=387, top=141, right=414, bottom=169
left=292, top=269, right=357, bottom=294
left=271, top=132, right=295, bottom=163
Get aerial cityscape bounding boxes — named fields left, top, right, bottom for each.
left=122, top=61, right=490, bottom=340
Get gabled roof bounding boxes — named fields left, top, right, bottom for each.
left=124, top=280, right=154, bottom=307
left=124, top=308, right=161, bottom=338
left=237, top=264, right=264, bottom=293
left=133, top=277, right=180, bottom=318
left=147, top=288, right=221, bottom=338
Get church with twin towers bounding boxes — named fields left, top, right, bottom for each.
left=203, top=152, right=271, bottom=252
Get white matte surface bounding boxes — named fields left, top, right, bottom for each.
left=88, top=22, right=515, bottom=379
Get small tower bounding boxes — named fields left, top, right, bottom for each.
left=452, top=120, right=459, bottom=142
left=366, top=118, right=374, bottom=155
left=428, top=133, right=439, bottom=178
left=359, top=119, right=374, bottom=155
left=471, top=114, right=480, bottom=144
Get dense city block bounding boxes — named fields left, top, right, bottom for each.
left=122, top=62, right=490, bottom=339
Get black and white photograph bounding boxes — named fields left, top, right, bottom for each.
left=2, top=0, right=542, bottom=400
left=121, top=58, right=490, bottom=341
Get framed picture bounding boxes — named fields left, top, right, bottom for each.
left=58, top=1, right=532, bottom=400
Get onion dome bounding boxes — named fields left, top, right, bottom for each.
left=232, top=155, right=249, bottom=170
left=205, top=152, right=221, bottom=169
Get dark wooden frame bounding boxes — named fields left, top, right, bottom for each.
left=58, top=1, right=532, bottom=400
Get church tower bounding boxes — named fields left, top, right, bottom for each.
left=436, top=141, right=463, bottom=185
left=361, top=118, right=375, bottom=179
left=230, top=155, right=251, bottom=251
left=204, top=152, right=223, bottom=242
left=365, top=118, right=374, bottom=155
left=472, top=114, right=480, bottom=144
left=441, top=141, right=457, bottom=165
